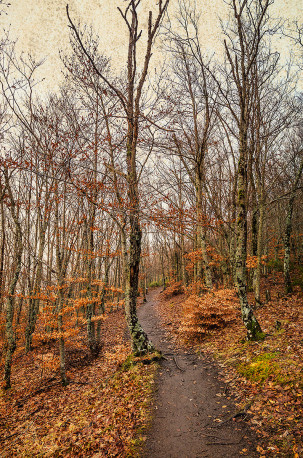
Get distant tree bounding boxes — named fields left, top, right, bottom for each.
left=165, top=1, right=218, bottom=290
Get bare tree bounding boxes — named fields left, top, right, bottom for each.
left=216, top=0, right=277, bottom=339
left=67, top=0, right=169, bottom=354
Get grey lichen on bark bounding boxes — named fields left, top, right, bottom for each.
left=130, top=320, right=155, bottom=356
left=235, top=134, right=264, bottom=341
left=283, top=158, right=303, bottom=295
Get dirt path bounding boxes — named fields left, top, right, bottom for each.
left=138, top=289, right=258, bottom=458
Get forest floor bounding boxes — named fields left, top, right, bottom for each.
left=149, top=273, right=303, bottom=458
left=138, top=288, right=258, bottom=458
left=0, top=273, right=302, bottom=457
left=0, top=308, right=158, bottom=457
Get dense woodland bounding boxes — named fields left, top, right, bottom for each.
left=0, top=0, right=302, bottom=455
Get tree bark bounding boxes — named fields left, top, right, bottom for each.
left=284, top=158, right=303, bottom=294
left=3, top=174, right=23, bottom=389
left=196, top=176, right=212, bottom=289
left=235, top=127, right=263, bottom=340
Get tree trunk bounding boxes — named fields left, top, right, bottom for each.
left=124, top=197, right=154, bottom=355
left=235, top=131, right=263, bottom=341
left=284, top=158, right=303, bottom=294
left=25, top=230, right=46, bottom=352
left=57, top=289, right=68, bottom=386
left=3, top=176, right=23, bottom=389
left=254, top=196, right=264, bottom=306
left=196, top=177, right=212, bottom=289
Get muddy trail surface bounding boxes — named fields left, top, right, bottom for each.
left=138, top=288, right=258, bottom=458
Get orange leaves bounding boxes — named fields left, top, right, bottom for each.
left=179, top=288, right=238, bottom=341
left=35, top=353, right=60, bottom=373
left=185, top=280, right=210, bottom=295
left=246, top=255, right=268, bottom=270
left=107, top=286, right=124, bottom=295
left=161, top=281, right=185, bottom=299
left=246, top=255, right=258, bottom=269
left=185, top=247, right=225, bottom=272
left=185, top=249, right=205, bottom=263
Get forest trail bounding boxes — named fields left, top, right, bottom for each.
left=138, top=289, right=258, bottom=458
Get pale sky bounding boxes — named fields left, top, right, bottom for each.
left=1, top=0, right=302, bottom=91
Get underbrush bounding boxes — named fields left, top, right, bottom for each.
left=161, top=281, right=185, bottom=299
left=179, top=289, right=237, bottom=339
left=237, top=352, right=284, bottom=384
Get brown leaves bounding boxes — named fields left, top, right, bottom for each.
left=179, top=289, right=237, bottom=340
left=0, top=309, right=156, bottom=457
left=161, top=281, right=185, bottom=299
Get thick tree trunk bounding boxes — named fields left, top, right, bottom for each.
left=0, top=200, right=5, bottom=313
left=85, top=213, right=99, bottom=356
left=235, top=131, right=263, bottom=341
left=124, top=126, right=154, bottom=355
left=55, top=192, right=68, bottom=386
left=25, top=232, right=46, bottom=352
left=284, top=159, right=303, bottom=294
left=124, top=204, right=154, bottom=355
left=283, top=201, right=293, bottom=294
left=3, top=177, right=23, bottom=389
left=4, top=250, right=22, bottom=389
left=254, top=197, right=264, bottom=306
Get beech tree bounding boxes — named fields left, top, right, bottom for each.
left=283, top=129, right=303, bottom=294
left=67, top=0, right=169, bottom=355
left=1, top=0, right=303, bottom=393
left=216, top=0, right=277, bottom=340
left=1, top=170, right=23, bottom=389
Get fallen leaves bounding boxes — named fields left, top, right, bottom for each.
left=0, top=309, right=157, bottom=457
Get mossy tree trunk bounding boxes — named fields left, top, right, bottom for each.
left=284, top=158, right=303, bottom=294
left=235, top=131, right=263, bottom=341
left=25, top=226, right=46, bottom=352
left=3, top=172, right=23, bottom=389
left=222, top=0, right=273, bottom=340
left=55, top=186, right=69, bottom=386
left=254, top=194, right=264, bottom=306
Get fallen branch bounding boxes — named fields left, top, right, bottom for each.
left=215, top=402, right=252, bottom=427
left=206, top=441, right=242, bottom=445
left=173, top=355, right=185, bottom=372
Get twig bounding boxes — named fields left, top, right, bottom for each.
left=69, top=380, right=90, bottom=386
left=173, top=355, right=185, bottom=372
left=206, top=441, right=242, bottom=445
left=0, top=431, right=20, bottom=443
left=215, top=411, right=249, bottom=427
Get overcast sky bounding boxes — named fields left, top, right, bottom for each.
left=1, top=0, right=302, bottom=91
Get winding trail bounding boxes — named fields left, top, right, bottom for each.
left=138, top=288, right=257, bottom=458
